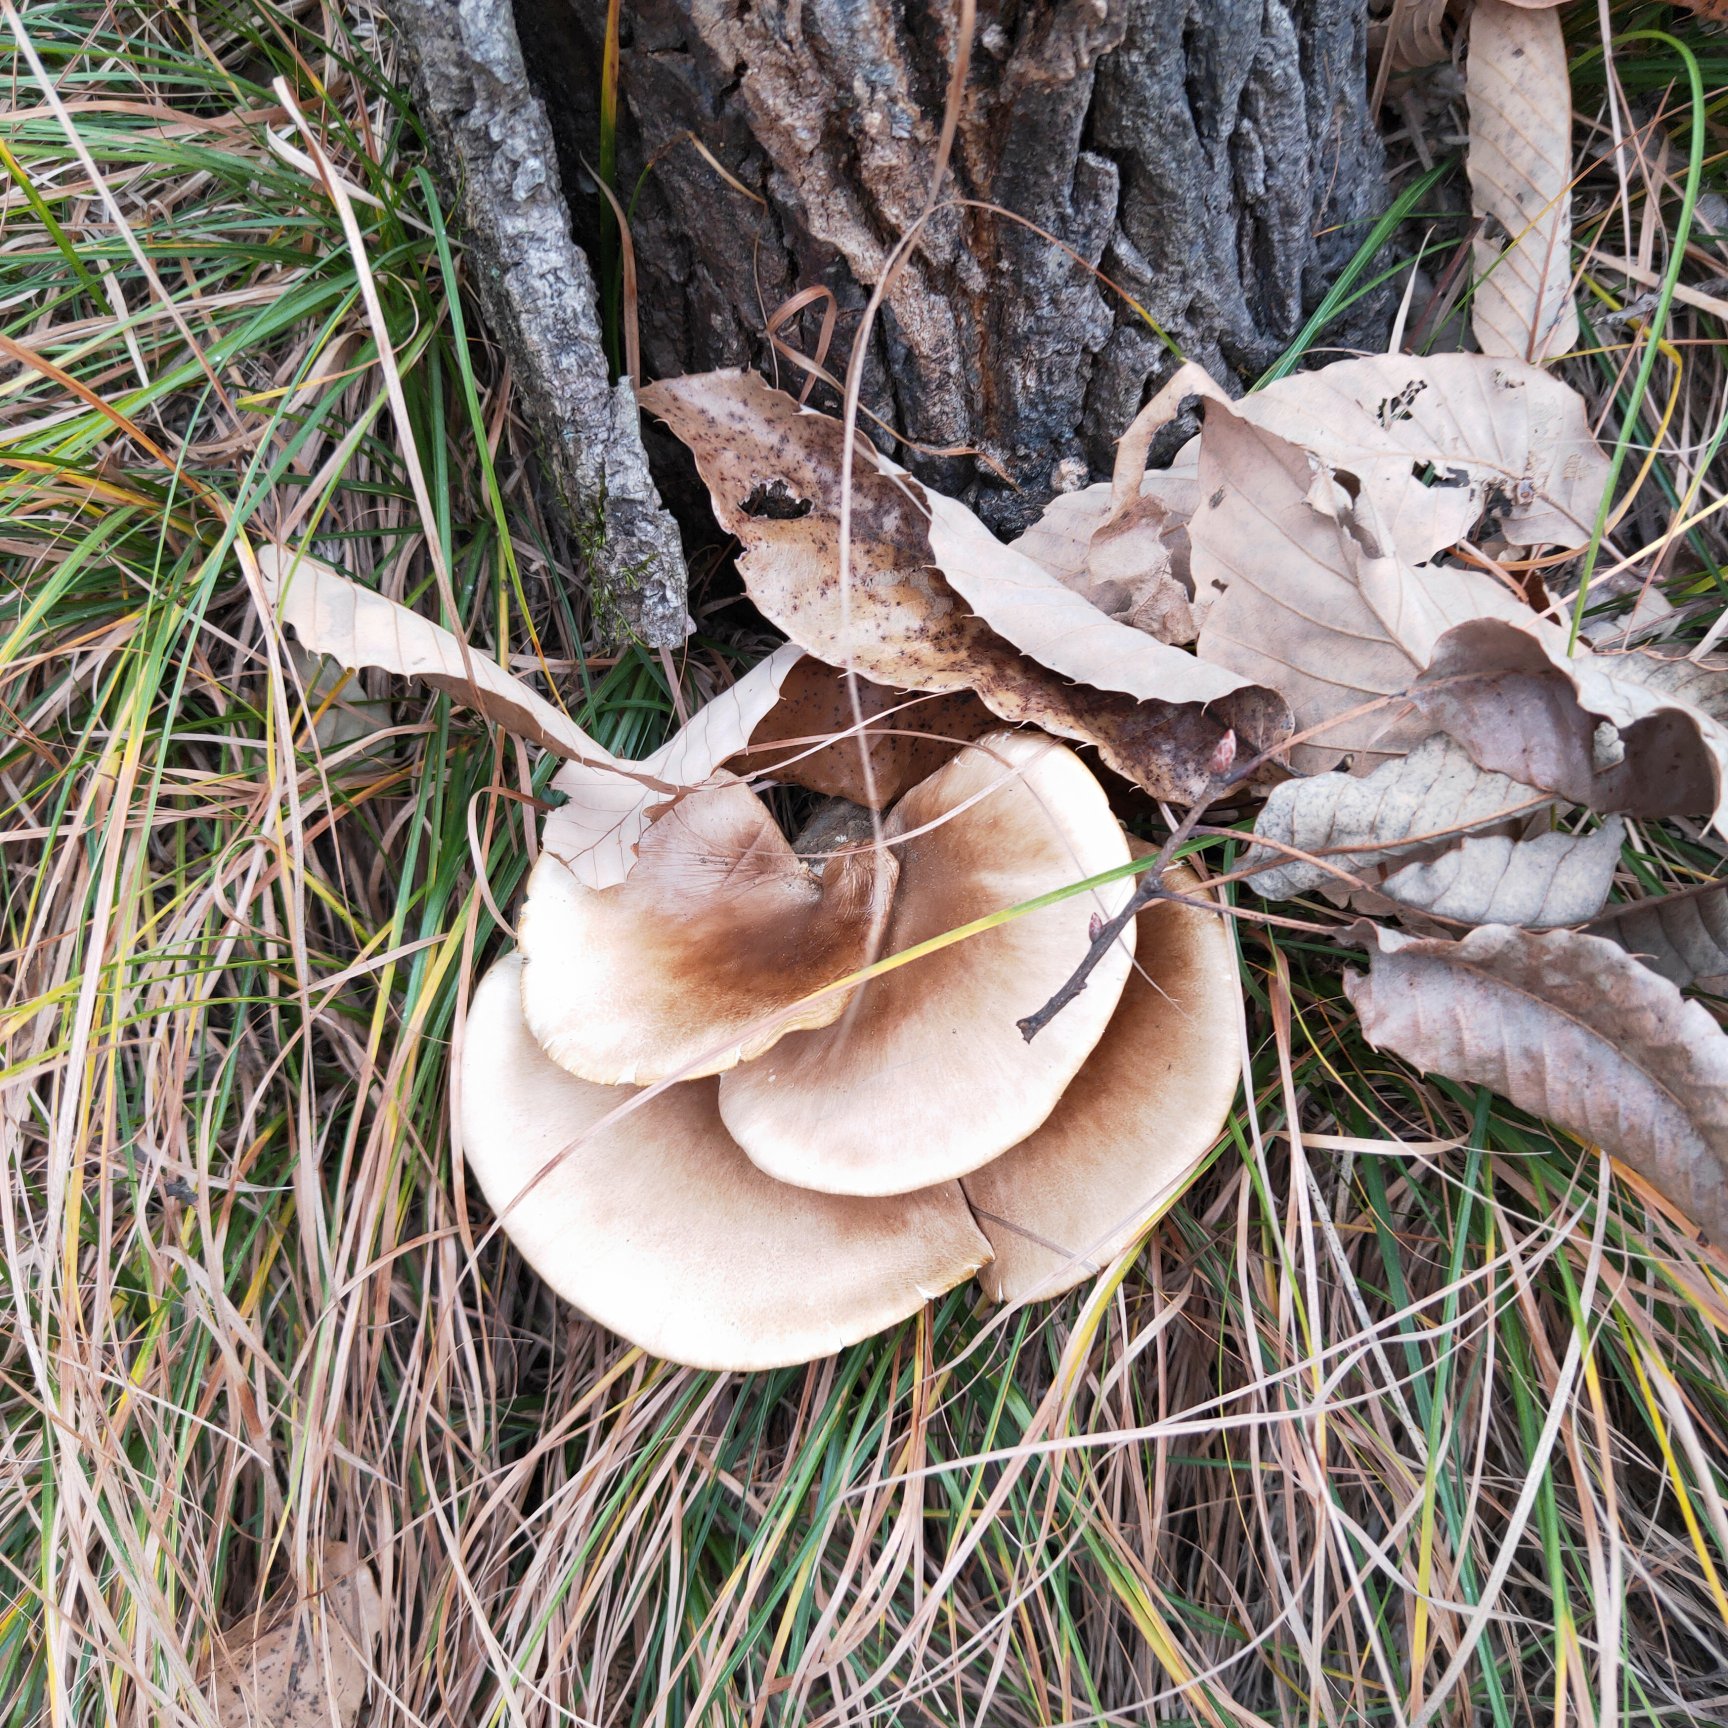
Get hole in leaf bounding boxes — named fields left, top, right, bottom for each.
left=741, top=479, right=813, bottom=519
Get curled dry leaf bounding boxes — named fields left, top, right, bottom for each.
left=1378, top=815, right=1624, bottom=929
left=1413, top=620, right=1728, bottom=832
left=206, top=1542, right=381, bottom=1728
left=256, top=543, right=618, bottom=769
left=542, top=643, right=803, bottom=888
left=638, top=369, right=1289, bottom=805
left=255, top=539, right=803, bottom=889
left=922, top=486, right=1249, bottom=707
left=1374, top=0, right=1450, bottom=74
left=1014, top=364, right=1210, bottom=640
left=729, top=654, right=996, bottom=808
left=1012, top=472, right=1200, bottom=642
left=1593, top=887, right=1728, bottom=994
left=1190, top=403, right=1531, bottom=770
left=1346, top=922, right=1728, bottom=1246
left=1244, top=733, right=1553, bottom=900
left=1466, top=0, right=1579, bottom=363
left=1019, top=349, right=1606, bottom=667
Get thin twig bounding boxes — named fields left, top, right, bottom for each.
left=1019, top=774, right=1224, bottom=1044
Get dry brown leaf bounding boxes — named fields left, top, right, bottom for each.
left=1243, top=733, right=1553, bottom=900
left=542, top=644, right=802, bottom=888
left=1581, top=585, right=1679, bottom=649
left=1019, top=351, right=1606, bottom=672
left=727, top=655, right=996, bottom=808
left=206, top=1543, right=381, bottom=1727
left=1190, top=404, right=1531, bottom=770
left=1345, top=923, right=1728, bottom=1245
left=1013, top=361, right=1220, bottom=638
left=1376, top=0, right=1451, bottom=74
left=1593, top=888, right=1728, bottom=994
left=285, top=644, right=393, bottom=757
left=1466, top=0, right=1579, bottom=362
left=921, top=486, right=1248, bottom=705
left=256, top=543, right=619, bottom=770
left=1413, top=620, right=1728, bottom=830
left=1233, top=353, right=1609, bottom=554
left=1013, top=472, right=1200, bottom=642
left=1378, top=815, right=1623, bottom=928
left=638, top=369, right=1289, bottom=805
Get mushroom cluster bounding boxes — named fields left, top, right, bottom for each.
left=461, top=727, right=1243, bottom=1371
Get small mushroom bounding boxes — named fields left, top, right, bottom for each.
left=519, top=774, right=896, bottom=1086
left=460, top=953, right=992, bottom=1371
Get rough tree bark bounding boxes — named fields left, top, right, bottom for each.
left=385, top=0, right=1386, bottom=622
left=382, top=0, right=690, bottom=644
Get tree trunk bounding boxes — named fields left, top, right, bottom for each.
left=382, top=0, right=691, bottom=645
left=388, top=0, right=1386, bottom=609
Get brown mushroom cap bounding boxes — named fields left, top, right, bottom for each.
left=961, top=858, right=1241, bottom=1303
left=519, top=775, right=896, bottom=1086
left=717, top=732, right=1136, bottom=1196
left=460, top=953, right=992, bottom=1371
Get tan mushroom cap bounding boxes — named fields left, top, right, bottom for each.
left=519, top=774, right=896, bottom=1086
left=962, top=857, right=1241, bottom=1303
left=717, top=731, right=1136, bottom=1195
left=460, top=953, right=992, bottom=1371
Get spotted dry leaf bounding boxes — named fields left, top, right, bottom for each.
left=1346, top=923, right=1728, bottom=1246
left=638, top=369, right=1289, bottom=805
left=1467, top=0, right=1579, bottom=362
left=1190, top=404, right=1531, bottom=771
left=206, top=1543, right=381, bottom=1728
left=1224, top=352, right=1609, bottom=556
